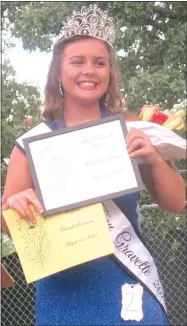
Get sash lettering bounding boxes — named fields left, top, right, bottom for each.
left=103, top=200, right=167, bottom=314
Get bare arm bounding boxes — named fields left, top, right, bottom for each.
left=139, top=158, right=186, bottom=213
left=2, top=146, right=33, bottom=202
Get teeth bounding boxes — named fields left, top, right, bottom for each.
left=79, top=82, right=96, bottom=87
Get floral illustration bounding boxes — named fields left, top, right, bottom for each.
left=16, top=212, right=51, bottom=271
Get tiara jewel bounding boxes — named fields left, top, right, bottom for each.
left=56, top=4, right=115, bottom=47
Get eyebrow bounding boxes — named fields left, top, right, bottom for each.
left=68, top=56, right=108, bottom=60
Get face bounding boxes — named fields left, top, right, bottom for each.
left=60, top=38, right=110, bottom=104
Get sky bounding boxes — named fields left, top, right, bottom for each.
left=8, top=40, right=52, bottom=99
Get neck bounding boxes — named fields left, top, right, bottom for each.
left=63, top=98, right=101, bottom=127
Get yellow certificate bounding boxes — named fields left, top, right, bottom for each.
left=3, top=203, right=114, bottom=283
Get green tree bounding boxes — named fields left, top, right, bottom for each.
left=1, top=59, right=41, bottom=187
left=2, top=1, right=186, bottom=111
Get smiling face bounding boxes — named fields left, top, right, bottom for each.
left=59, top=38, right=110, bottom=105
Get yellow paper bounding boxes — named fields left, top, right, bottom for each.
left=3, top=203, right=114, bottom=283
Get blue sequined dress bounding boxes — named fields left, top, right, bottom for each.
left=36, top=113, right=168, bottom=326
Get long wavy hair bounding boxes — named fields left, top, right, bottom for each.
left=43, top=35, right=129, bottom=121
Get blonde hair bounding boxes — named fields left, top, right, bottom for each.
left=43, top=36, right=129, bottom=121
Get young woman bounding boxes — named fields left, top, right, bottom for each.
left=2, top=5, right=185, bottom=326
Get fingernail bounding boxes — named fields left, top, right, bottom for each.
left=40, top=208, right=44, bottom=214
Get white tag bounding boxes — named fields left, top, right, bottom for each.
left=121, top=283, right=143, bottom=321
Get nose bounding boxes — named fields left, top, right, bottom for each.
left=82, top=62, right=95, bottom=76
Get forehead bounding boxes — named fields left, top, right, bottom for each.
left=62, top=38, right=109, bottom=59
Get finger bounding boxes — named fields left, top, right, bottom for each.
left=126, top=135, right=148, bottom=151
left=32, top=198, right=45, bottom=214
left=129, top=148, right=150, bottom=158
left=126, top=130, right=146, bottom=147
left=126, top=129, right=146, bottom=141
left=25, top=189, right=44, bottom=214
left=2, top=202, right=9, bottom=210
left=126, top=128, right=137, bottom=142
left=7, top=197, right=28, bottom=219
left=127, top=138, right=147, bottom=154
left=26, top=195, right=44, bottom=215
left=16, top=196, right=37, bottom=224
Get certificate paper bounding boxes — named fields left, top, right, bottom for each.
left=24, top=114, right=144, bottom=216
left=3, top=203, right=114, bottom=283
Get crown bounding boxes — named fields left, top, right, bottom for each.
left=56, top=4, right=115, bottom=47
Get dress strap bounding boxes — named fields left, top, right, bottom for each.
left=50, top=107, right=107, bottom=130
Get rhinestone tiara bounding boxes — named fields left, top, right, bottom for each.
left=56, top=4, right=115, bottom=47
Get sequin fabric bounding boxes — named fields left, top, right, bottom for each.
left=36, top=252, right=168, bottom=325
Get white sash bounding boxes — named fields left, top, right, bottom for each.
left=103, top=200, right=167, bottom=314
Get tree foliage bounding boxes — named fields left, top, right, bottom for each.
left=2, top=1, right=186, bottom=111
left=1, top=58, right=41, bottom=185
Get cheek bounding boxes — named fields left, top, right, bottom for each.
left=60, top=64, right=78, bottom=89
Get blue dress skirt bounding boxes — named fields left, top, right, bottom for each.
left=36, top=194, right=168, bottom=325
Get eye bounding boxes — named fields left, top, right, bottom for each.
left=98, top=62, right=105, bottom=66
left=71, top=60, right=84, bottom=65
left=93, top=58, right=108, bottom=67
left=96, top=60, right=106, bottom=67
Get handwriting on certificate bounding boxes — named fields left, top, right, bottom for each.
left=3, top=203, right=114, bottom=284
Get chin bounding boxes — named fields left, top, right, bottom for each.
left=76, top=95, right=101, bottom=104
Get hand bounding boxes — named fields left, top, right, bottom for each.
left=5, top=188, right=44, bottom=224
left=126, top=127, right=162, bottom=165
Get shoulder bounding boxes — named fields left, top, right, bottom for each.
left=15, top=122, right=51, bottom=153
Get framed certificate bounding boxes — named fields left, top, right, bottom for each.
left=23, top=114, right=144, bottom=216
